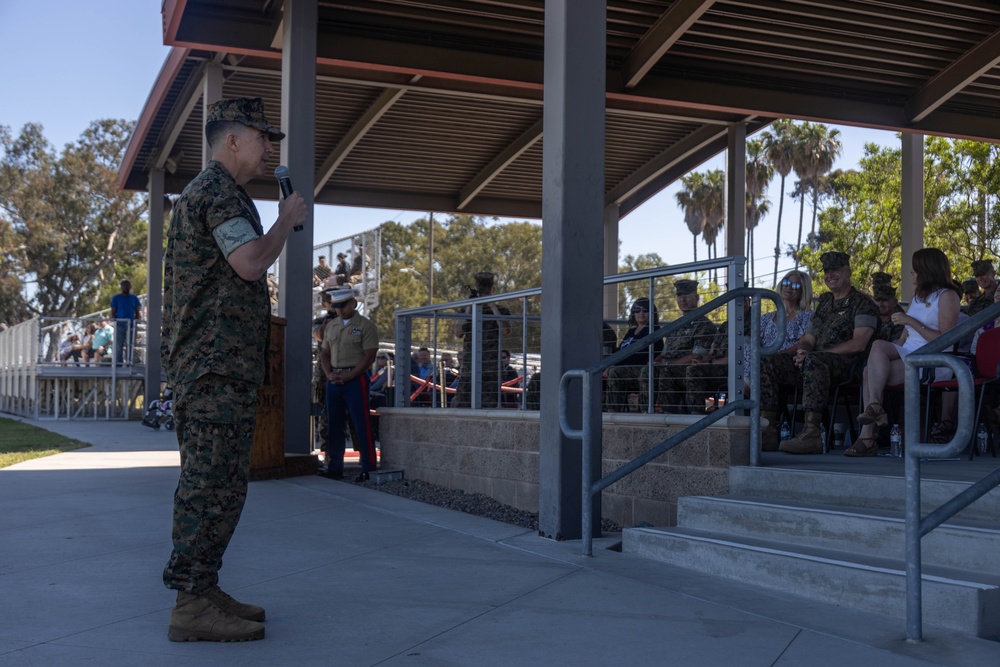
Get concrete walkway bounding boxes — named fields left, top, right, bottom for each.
left=2, top=418, right=999, bottom=666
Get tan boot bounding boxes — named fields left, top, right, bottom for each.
left=168, top=591, right=265, bottom=642
left=779, top=412, right=824, bottom=455
left=204, top=585, right=265, bottom=622
left=760, top=411, right=780, bottom=452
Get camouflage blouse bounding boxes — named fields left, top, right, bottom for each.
left=161, top=161, right=270, bottom=386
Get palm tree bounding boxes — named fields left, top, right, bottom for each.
left=790, top=121, right=813, bottom=271
left=800, top=124, right=842, bottom=252
left=745, top=138, right=773, bottom=283
left=676, top=173, right=706, bottom=262
left=700, top=170, right=726, bottom=283
left=763, top=119, right=796, bottom=287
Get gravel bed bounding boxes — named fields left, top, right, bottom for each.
left=356, top=478, right=623, bottom=533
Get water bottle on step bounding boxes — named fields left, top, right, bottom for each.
left=889, top=423, right=902, bottom=458
left=977, top=424, right=989, bottom=455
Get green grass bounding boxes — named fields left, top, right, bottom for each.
left=0, top=417, right=90, bottom=469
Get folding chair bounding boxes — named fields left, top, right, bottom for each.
left=924, top=327, right=1000, bottom=459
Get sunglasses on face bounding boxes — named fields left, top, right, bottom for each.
left=781, top=279, right=803, bottom=290
left=631, top=307, right=649, bottom=314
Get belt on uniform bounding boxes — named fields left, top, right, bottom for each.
left=331, top=366, right=356, bottom=370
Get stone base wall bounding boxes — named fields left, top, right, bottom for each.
left=379, top=408, right=750, bottom=528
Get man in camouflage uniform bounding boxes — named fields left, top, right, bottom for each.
left=968, top=259, right=998, bottom=316
left=161, top=97, right=307, bottom=642
left=684, top=299, right=751, bottom=412
left=961, top=278, right=980, bottom=314
left=760, top=252, right=879, bottom=454
left=453, top=272, right=512, bottom=408
left=640, top=279, right=716, bottom=413
left=871, top=272, right=905, bottom=343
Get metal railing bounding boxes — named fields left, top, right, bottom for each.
left=903, top=300, right=1000, bottom=641
left=560, top=286, right=786, bottom=556
left=393, top=257, right=752, bottom=412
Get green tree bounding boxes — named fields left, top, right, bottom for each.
left=0, top=120, right=148, bottom=322
left=370, top=215, right=543, bottom=345
left=763, top=119, right=797, bottom=287
left=745, top=138, right=773, bottom=283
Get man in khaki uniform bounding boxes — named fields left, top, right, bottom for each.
left=320, top=287, right=379, bottom=482
left=161, top=97, right=307, bottom=642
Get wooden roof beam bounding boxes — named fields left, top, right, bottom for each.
left=313, top=77, right=420, bottom=196
left=906, top=29, right=1000, bottom=123
left=457, top=118, right=543, bottom=210
left=621, top=0, right=717, bottom=89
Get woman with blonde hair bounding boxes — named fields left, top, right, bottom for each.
left=846, top=248, right=961, bottom=456
left=744, top=269, right=814, bottom=381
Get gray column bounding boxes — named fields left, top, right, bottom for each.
left=145, top=169, right=165, bottom=408
left=726, top=123, right=747, bottom=260
left=278, top=0, right=317, bottom=455
left=202, top=62, right=223, bottom=167
left=603, top=204, right=620, bottom=320
left=901, top=133, right=924, bottom=303
left=539, top=0, right=605, bottom=541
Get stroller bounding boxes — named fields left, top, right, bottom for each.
left=142, top=387, right=175, bottom=430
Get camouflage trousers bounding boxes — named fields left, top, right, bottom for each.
left=454, top=350, right=502, bottom=409
left=759, top=351, right=861, bottom=413
left=685, top=363, right=729, bottom=413
left=163, top=373, right=257, bottom=594
left=640, top=364, right=691, bottom=414
left=606, top=364, right=644, bottom=411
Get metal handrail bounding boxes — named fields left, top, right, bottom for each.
left=902, top=300, right=1000, bottom=641
left=560, top=287, right=785, bottom=556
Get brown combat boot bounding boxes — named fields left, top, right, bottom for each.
left=205, top=585, right=266, bottom=622
left=760, top=411, right=781, bottom=451
left=779, top=412, right=823, bottom=455
left=168, top=591, right=265, bottom=642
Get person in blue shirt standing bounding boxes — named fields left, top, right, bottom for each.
left=110, top=279, right=142, bottom=364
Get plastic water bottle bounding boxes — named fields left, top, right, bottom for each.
left=977, top=424, right=989, bottom=455
left=890, top=424, right=903, bottom=458
left=780, top=420, right=791, bottom=441
left=819, top=422, right=827, bottom=449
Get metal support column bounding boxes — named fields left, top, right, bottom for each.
left=726, top=123, right=747, bottom=261
left=202, top=62, right=223, bottom=167
left=278, top=0, right=317, bottom=455
left=145, top=169, right=165, bottom=408
left=603, top=204, right=620, bottom=320
left=901, top=133, right=924, bottom=303
left=539, top=0, right=606, bottom=541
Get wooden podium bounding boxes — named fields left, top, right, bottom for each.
left=250, top=316, right=287, bottom=477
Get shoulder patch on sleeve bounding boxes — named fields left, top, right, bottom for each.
left=213, top=217, right=259, bottom=259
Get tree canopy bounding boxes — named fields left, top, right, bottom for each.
left=0, top=120, right=148, bottom=325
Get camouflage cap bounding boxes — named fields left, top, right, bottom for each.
left=674, top=279, right=699, bottom=296
left=473, top=271, right=496, bottom=291
left=870, top=271, right=893, bottom=286
left=963, top=278, right=980, bottom=293
left=873, top=283, right=896, bottom=301
left=206, top=97, right=285, bottom=141
left=972, top=259, right=994, bottom=276
left=821, top=251, right=850, bottom=271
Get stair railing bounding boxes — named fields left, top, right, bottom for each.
left=902, top=300, right=1000, bottom=641
left=560, top=286, right=785, bottom=556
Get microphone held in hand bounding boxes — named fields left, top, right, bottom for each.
left=274, top=165, right=302, bottom=232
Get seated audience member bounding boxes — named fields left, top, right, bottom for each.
left=641, top=279, right=717, bottom=414
left=368, top=352, right=392, bottom=439
left=91, top=320, right=115, bottom=363
left=500, top=349, right=520, bottom=406
left=759, top=251, right=879, bottom=454
left=743, top=270, right=814, bottom=381
left=962, top=278, right=981, bottom=314
left=968, top=259, right=998, bottom=316
left=606, top=297, right=662, bottom=412
left=333, top=252, right=349, bottom=285
left=847, top=248, right=960, bottom=456
left=59, top=334, right=83, bottom=365
left=313, top=255, right=332, bottom=286
left=871, top=272, right=906, bottom=343
left=412, top=347, right=436, bottom=405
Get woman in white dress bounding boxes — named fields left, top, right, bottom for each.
left=846, top=248, right=961, bottom=456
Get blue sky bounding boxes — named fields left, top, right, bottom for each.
left=0, top=1, right=898, bottom=284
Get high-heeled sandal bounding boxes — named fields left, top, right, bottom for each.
left=857, top=402, right=888, bottom=427
left=844, top=437, right=879, bottom=457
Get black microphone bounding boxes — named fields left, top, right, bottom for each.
left=274, top=165, right=302, bottom=232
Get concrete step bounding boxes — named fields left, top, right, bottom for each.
left=729, top=466, right=1000, bottom=522
left=623, top=525, right=1000, bottom=638
left=677, top=495, right=1000, bottom=576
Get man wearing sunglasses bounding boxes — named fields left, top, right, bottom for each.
left=759, top=251, right=879, bottom=454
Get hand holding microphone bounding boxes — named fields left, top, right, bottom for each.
left=274, top=165, right=305, bottom=232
